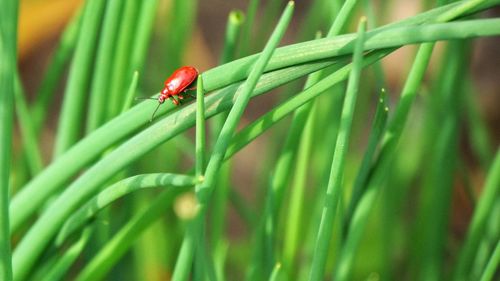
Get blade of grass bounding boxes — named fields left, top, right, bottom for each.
left=327, top=0, right=359, bottom=35
left=164, top=0, right=197, bottom=72
left=106, top=0, right=139, bottom=119
left=453, top=149, right=500, bottom=280
left=462, top=78, right=494, bottom=170
left=258, top=0, right=361, bottom=273
left=121, top=71, right=140, bottom=113
left=269, top=263, right=283, bottom=281
left=414, top=41, right=464, bottom=281
left=14, top=74, right=44, bottom=174
left=344, top=89, right=388, bottom=231
left=31, top=8, right=82, bottom=133
left=258, top=0, right=360, bottom=273
left=53, top=0, right=106, bottom=157
left=283, top=98, right=317, bottom=272
left=74, top=187, right=191, bottom=281
left=210, top=12, right=245, bottom=267
left=192, top=75, right=217, bottom=281
left=0, top=0, right=19, bottom=279
left=195, top=75, right=206, bottom=178
left=238, top=0, right=260, bottom=57
left=175, top=3, right=295, bottom=279
left=225, top=49, right=391, bottom=160
left=163, top=76, right=207, bottom=281
left=40, top=227, right=93, bottom=281
left=479, top=241, right=500, bottom=281
left=470, top=201, right=500, bottom=279
left=86, top=0, right=123, bottom=133
left=308, top=17, right=367, bottom=281
left=55, top=173, right=198, bottom=245
left=129, top=0, right=159, bottom=74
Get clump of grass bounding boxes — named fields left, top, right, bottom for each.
left=4, top=0, right=500, bottom=280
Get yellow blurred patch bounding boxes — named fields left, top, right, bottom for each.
left=18, top=0, right=82, bottom=59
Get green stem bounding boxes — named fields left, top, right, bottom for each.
left=0, top=0, right=19, bottom=280
left=308, top=17, right=367, bottom=281
left=53, top=0, right=106, bottom=157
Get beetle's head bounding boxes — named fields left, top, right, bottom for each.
left=158, top=95, right=166, bottom=104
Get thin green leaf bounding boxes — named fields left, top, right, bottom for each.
left=53, top=0, right=106, bottom=157
left=41, top=227, right=92, bottom=281
left=32, top=8, right=82, bottom=133
left=0, top=0, right=19, bottom=278
left=74, top=187, right=189, bottom=281
left=86, top=0, right=123, bottom=133
left=121, top=71, right=140, bottom=113
left=14, top=75, right=44, bottom=174
left=56, top=173, right=197, bottom=245
left=344, top=89, right=388, bottom=230
left=308, top=17, right=367, bottom=281
left=479, top=241, right=500, bottom=281
left=453, top=150, right=500, bottom=280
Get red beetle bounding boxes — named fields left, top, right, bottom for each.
left=142, top=66, right=199, bottom=121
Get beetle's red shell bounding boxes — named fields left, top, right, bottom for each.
left=163, top=66, right=198, bottom=96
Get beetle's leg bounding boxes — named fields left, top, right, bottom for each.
left=169, top=96, right=179, bottom=106
left=177, top=94, right=185, bottom=100
left=182, top=89, right=196, bottom=99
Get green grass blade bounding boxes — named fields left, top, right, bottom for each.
left=344, top=89, right=388, bottom=229
left=0, top=0, right=19, bottom=279
left=220, top=10, right=245, bottom=64
left=327, top=0, right=359, bottom=36
left=225, top=50, right=391, bottom=160
left=164, top=0, right=197, bottom=71
left=414, top=41, right=464, bottom=281
left=129, top=0, right=159, bottom=74
left=174, top=2, right=295, bottom=279
left=31, top=9, right=82, bottom=133
left=14, top=75, right=44, bottom=174
left=196, top=1, right=294, bottom=203
left=269, top=263, right=283, bottom=281
left=172, top=221, right=196, bottom=281
left=75, top=188, right=188, bottom=281
left=55, top=173, right=197, bottom=245
left=85, top=0, right=123, bottom=133
left=196, top=75, right=206, bottom=177
left=283, top=99, right=317, bottom=272
left=238, top=0, right=260, bottom=56
left=121, top=71, right=140, bottom=113
left=308, top=17, right=367, bottom=281
left=479, top=241, right=500, bottom=281
left=210, top=11, right=245, bottom=266
left=53, top=0, right=106, bottom=157
left=41, top=227, right=92, bottom=281
left=453, top=149, right=500, bottom=280
left=106, top=0, right=139, bottom=119
left=462, top=79, right=494, bottom=170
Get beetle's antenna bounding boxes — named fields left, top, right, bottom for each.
left=150, top=103, right=162, bottom=122
left=136, top=97, right=157, bottom=101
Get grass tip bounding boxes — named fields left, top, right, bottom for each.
left=288, top=1, right=295, bottom=7
left=359, top=16, right=368, bottom=24
left=230, top=10, right=245, bottom=23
